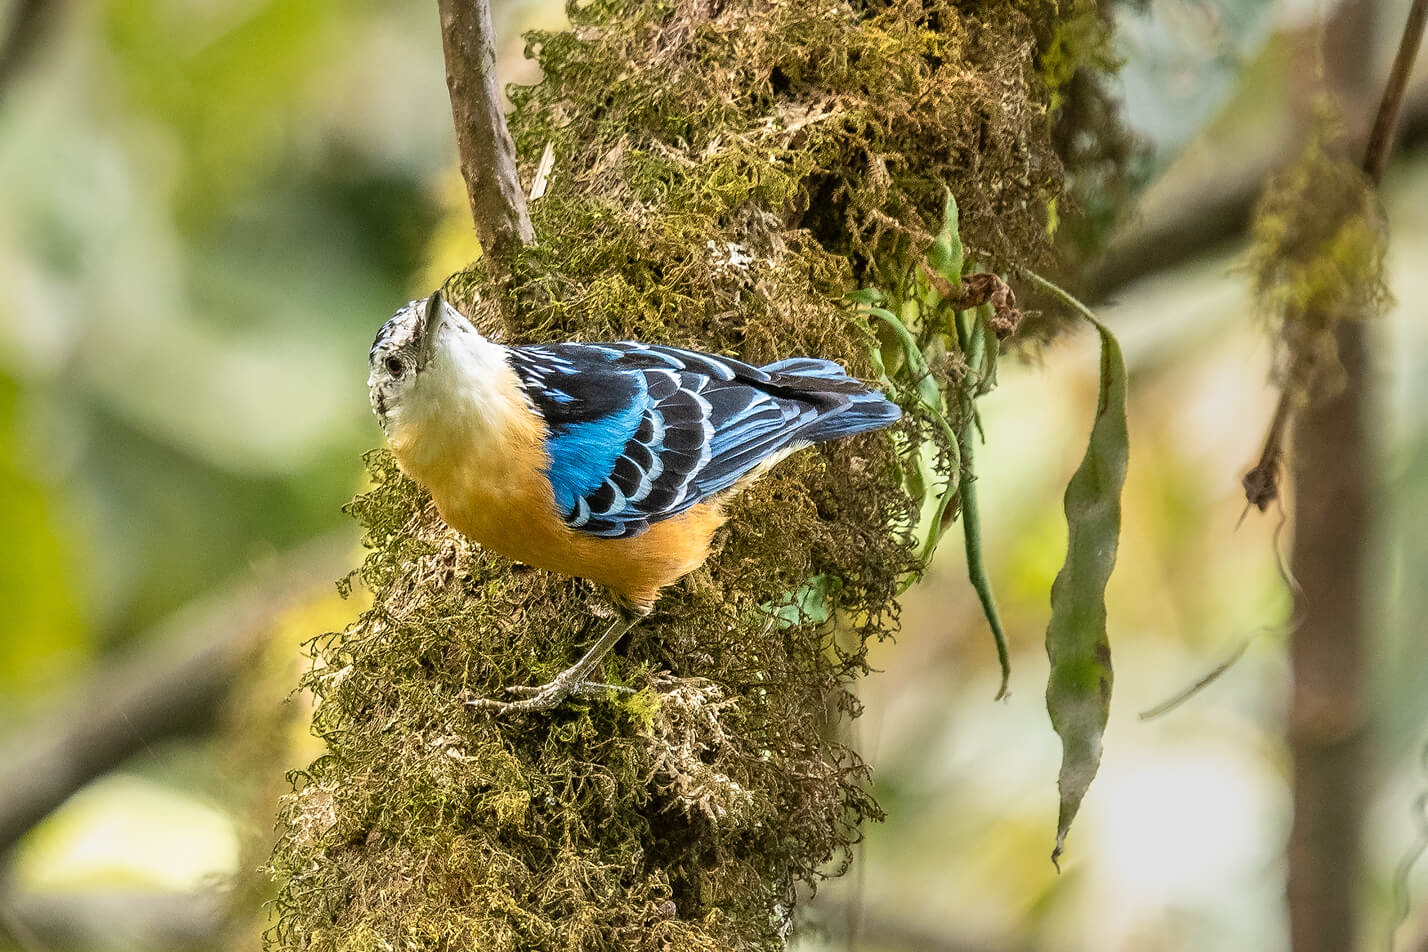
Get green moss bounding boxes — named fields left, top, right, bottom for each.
left=269, top=1, right=1127, bottom=948
left=1038, top=3, right=1116, bottom=113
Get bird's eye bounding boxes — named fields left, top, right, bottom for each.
left=385, top=356, right=406, bottom=377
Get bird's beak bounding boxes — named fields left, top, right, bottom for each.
left=417, top=290, right=445, bottom=370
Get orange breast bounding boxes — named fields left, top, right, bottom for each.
left=393, top=405, right=726, bottom=610
left=439, top=487, right=726, bottom=609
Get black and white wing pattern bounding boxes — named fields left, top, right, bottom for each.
left=506, top=341, right=900, bottom=539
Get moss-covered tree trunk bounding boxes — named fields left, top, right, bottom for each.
left=268, top=1, right=1122, bottom=948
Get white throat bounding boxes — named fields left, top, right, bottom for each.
left=386, top=325, right=532, bottom=480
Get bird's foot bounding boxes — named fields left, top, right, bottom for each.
left=468, top=607, right=648, bottom=714
left=467, top=676, right=633, bottom=714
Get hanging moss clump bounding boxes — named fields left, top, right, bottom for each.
left=1250, top=110, right=1389, bottom=401
left=268, top=1, right=1124, bottom=949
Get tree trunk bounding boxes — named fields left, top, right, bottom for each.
left=1286, top=319, right=1372, bottom=952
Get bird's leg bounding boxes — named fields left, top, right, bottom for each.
left=467, top=605, right=650, bottom=714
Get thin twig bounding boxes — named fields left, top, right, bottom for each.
left=1271, top=500, right=1303, bottom=596
left=1138, top=638, right=1254, bottom=721
left=436, top=0, right=536, bottom=269
left=1242, top=388, right=1292, bottom=514
left=1143, top=490, right=1301, bottom=720
left=1362, top=0, right=1428, bottom=185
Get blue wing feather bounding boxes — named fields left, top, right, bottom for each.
left=506, top=341, right=900, bottom=539
left=542, top=396, right=646, bottom=512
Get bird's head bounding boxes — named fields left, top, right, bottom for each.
left=368, top=290, right=520, bottom=473
left=368, top=291, right=455, bottom=433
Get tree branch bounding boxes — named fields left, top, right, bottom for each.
left=1362, top=0, right=1428, bottom=185
left=0, top=532, right=352, bottom=859
left=1242, top=5, right=1427, bottom=522
left=1284, top=3, right=1424, bottom=950
left=436, top=0, right=536, bottom=268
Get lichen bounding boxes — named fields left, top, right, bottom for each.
left=268, top=1, right=1126, bottom=948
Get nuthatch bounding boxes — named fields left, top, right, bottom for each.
left=368, top=291, right=900, bottom=712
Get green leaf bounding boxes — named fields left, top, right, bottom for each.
left=927, top=189, right=963, bottom=286
left=844, top=287, right=886, bottom=305
left=956, top=306, right=1010, bottom=698
left=1045, top=316, right=1128, bottom=869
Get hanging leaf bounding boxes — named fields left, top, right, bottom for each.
left=1044, top=314, right=1128, bottom=869
left=955, top=306, right=1010, bottom=699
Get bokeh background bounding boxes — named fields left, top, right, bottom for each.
left=1, top=0, right=1426, bottom=949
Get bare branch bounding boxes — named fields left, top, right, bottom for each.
left=1362, top=0, right=1427, bottom=185
left=436, top=0, right=536, bottom=268
left=1282, top=2, right=1425, bottom=948
left=0, top=532, right=352, bottom=858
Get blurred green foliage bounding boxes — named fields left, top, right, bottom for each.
left=0, top=371, right=87, bottom=704
left=102, top=0, right=343, bottom=223
left=0, top=0, right=457, bottom=654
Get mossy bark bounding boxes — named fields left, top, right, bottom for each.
left=268, top=1, right=1124, bottom=948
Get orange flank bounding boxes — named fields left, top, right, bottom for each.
left=388, top=381, right=727, bottom=610
left=440, top=482, right=726, bottom=611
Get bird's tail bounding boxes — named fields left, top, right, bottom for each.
left=809, top=390, right=903, bottom=440
left=761, top=356, right=851, bottom=379
left=759, top=357, right=902, bottom=441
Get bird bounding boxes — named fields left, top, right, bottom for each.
left=368, top=290, right=901, bottom=713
